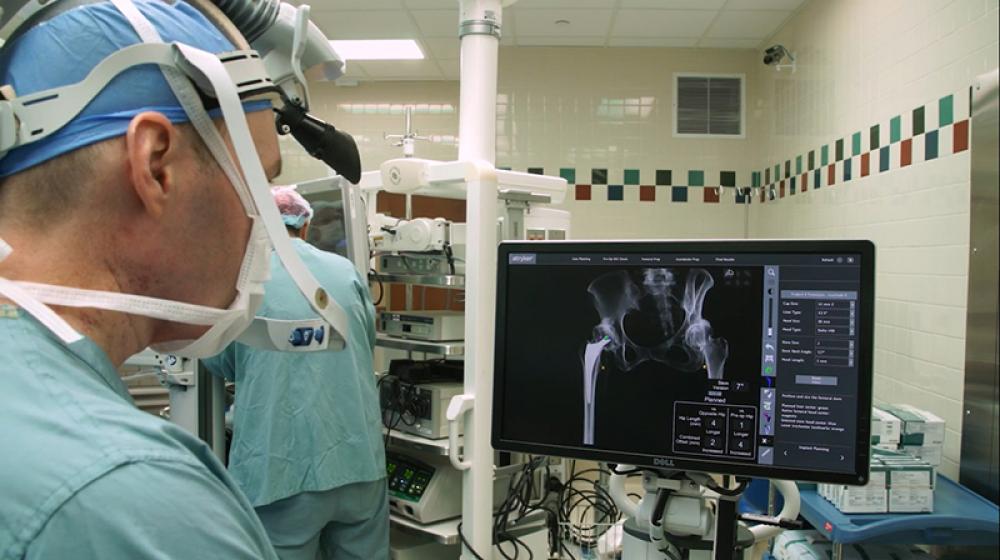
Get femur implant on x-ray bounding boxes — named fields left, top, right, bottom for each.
left=581, top=268, right=729, bottom=445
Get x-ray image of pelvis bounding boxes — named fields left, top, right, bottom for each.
left=582, top=268, right=730, bottom=446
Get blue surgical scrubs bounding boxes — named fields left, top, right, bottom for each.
left=0, top=305, right=278, bottom=559
left=203, top=239, right=387, bottom=560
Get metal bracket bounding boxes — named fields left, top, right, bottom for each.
left=446, top=393, right=475, bottom=470
left=459, top=19, right=501, bottom=38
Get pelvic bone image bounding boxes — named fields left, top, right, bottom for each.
left=582, top=268, right=729, bottom=445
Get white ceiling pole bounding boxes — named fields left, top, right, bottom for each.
left=457, top=0, right=506, bottom=559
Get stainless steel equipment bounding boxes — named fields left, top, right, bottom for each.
left=960, top=68, right=1000, bottom=506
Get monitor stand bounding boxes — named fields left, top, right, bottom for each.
left=618, top=470, right=755, bottom=560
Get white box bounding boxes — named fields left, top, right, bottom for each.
left=895, top=404, right=945, bottom=444
left=872, top=407, right=902, bottom=445
left=902, top=444, right=943, bottom=467
left=837, top=488, right=888, bottom=513
left=835, top=472, right=888, bottom=513
left=889, top=487, right=934, bottom=513
left=888, top=467, right=935, bottom=489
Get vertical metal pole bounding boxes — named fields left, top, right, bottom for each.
left=458, top=0, right=502, bottom=557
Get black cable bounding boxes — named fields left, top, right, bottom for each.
left=695, top=475, right=750, bottom=497
left=369, top=269, right=384, bottom=306
left=444, top=243, right=457, bottom=275
left=556, top=467, right=621, bottom=550
left=559, top=541, right=578, bottom=560
left=650, top=488, right=670, bottom=527
left=457, top=522, right=489, bottom=560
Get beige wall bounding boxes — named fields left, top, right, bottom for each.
left=278, top=46, right=760, bottom=240
left=748, top=0, right=999, bottom=478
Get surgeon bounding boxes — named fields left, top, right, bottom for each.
left=0, top=1, right=285, bottom=558
left=203, top=185, right=387, bottom=560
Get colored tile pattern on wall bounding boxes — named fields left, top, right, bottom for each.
left=754, top=89, right=971, bottom=204
left=520, top=90, right=971, bottom=208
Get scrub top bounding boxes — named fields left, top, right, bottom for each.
left=203, top=239, right=385, bottom=508
left=0, top=306, right=277, bottom=560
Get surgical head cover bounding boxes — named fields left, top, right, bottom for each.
left=0, top=0, right=269, bottom=178
left=271, top=185, right=313, bottom=229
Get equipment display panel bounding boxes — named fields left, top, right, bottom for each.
left=492, top=240, right=875, bottom=484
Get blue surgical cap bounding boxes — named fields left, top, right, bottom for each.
left=0, top=0, right=271, bottom=177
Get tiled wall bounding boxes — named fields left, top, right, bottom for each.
left=279, top=47, right=761, bottom=240
left=748, top=0, right=999, bottom=479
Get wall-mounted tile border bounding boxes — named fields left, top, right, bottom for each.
left=755, top=88, right=972, bottom=204
left=509, top=166, right=753, bottom=205
left=502, top=88, right=972, bottom=209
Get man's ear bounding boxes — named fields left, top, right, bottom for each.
left=125, top=112, right=181, bottom=219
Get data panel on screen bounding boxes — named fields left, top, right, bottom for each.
left=492, top=241, right=875, bottom=484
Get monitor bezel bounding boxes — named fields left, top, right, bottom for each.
left=492, top=239, right=876, bottom=485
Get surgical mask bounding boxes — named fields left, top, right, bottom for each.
left=0, top=0, right=352, bottom=357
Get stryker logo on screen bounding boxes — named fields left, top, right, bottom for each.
left=509, top=254, right=537, bottom=264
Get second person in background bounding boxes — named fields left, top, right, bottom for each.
left=204, top=185, right=388, bottom=560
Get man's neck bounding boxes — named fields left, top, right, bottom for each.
left=0, top=234, right=153, bottom=366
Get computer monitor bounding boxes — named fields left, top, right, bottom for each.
left=492, top=240, right=875, bottom=485
left=296, top=175, right=370, bottom=276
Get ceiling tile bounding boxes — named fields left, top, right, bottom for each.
left=304, top=0, right=403, bottom=10
left=704, top=10, right=792, bottom=38
left=356, top=60, right=445, bottom=79
left=513, top=9, right=613, bottom=36
left=515, top=36, right=607, bottom=46
left=696, top=38, right=763, bottom=49
left=438, top=58, right=461, bottom=79
left=403, top=0, right=460, bottom=8
left=607, top=36, right=699, bottom=47
left=312, top=11, right=419, bottom=39
left=511, top=0, right=624, bottom=7
left=411, top=9, right=460, bottom=37
left=611, top=9, right=717, bottom=38
left=421, top=37, right=461, bottom=59
left=723, top=0, right=807, bottom=10
left=618, top=0, right=726, bottom=8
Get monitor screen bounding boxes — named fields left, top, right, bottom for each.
left=297, top=176, right=370, bottom=277
left=492, top=240, right=875, bottom=484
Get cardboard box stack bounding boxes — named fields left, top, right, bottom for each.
left=819, top=449, right=936, bottom=514
left=772, top=530, right=933, bottom=560
left=879, top=404, right=946, bottom=467
left=818, top=459, right=888, bottom=513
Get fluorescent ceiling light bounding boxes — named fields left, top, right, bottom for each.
left=330, top=40, right=424, bottom=61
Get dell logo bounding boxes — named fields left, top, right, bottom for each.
left=510, top=254, right=537, bottom=264
left=652, top=457, right=675, bottom=467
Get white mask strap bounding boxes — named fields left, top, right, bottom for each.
left=0, top=277, right=84, bottom=343
left=13, top=281, right=238, bottom=326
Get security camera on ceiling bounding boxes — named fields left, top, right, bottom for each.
left=763, top=44, right=796, bottom=72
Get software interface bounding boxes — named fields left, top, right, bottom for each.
left=499, top=250, right=864, bottom=474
